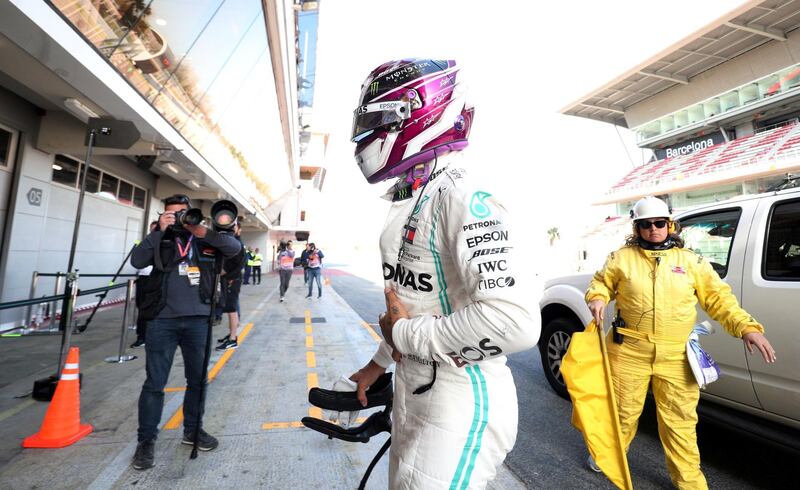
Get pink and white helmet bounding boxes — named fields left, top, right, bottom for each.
left=351, top=59, right=474, bottom=184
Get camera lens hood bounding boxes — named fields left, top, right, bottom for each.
left=181, top=208, right=204, bottom=226
left=211, top=199, right=238, bottom=230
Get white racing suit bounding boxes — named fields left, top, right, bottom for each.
left=372, top=159, right=540, bottom=489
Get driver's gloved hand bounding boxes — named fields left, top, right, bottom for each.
left=326, top=375, right=360, bottom=429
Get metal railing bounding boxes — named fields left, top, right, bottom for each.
left=21, top=271, right=138, bottom=331
left=0, top=274, right=139, bottom=397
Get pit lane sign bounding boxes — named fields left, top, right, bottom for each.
left=27, top=187, right=42, bottom=206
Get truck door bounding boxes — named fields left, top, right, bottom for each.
left=741, top=196, right=800, bottom=421
left=678, top=205, right=760, bottom=407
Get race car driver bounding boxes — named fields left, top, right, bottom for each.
left=346, top=58, right=540, bottom=489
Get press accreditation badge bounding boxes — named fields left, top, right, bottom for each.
left=186, top=266, right=200, bottom=286
left=179, top=262, right=189, bottom=276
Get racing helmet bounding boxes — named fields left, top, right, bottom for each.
left=631, top=196, right=671, bottom=221
left=351, top=59, right=474, bottom=184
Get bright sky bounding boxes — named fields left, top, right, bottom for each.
left=311, top=0, right=744, bottom=279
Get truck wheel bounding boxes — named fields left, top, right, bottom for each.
left=539, top=317, right=580, bottom=400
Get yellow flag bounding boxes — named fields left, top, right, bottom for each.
left=561, top=321, right=633, bottom=490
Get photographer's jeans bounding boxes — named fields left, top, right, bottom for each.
left=138, top=316, right=209, bottom=442
left=307, top=267, right=322, bottom=297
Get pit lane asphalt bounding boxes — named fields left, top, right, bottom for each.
left=329, top=265, right=797, bottom=489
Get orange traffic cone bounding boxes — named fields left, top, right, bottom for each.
left=23, top=347, right=93, bottom=448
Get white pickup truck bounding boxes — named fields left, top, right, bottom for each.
left=538, top=187, right=800, bottom=445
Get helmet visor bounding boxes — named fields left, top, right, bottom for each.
left=351, top=101, right=411, bottom=142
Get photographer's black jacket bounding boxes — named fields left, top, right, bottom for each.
left=131, top=228, right=241, bottom=319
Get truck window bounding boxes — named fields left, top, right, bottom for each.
left=763, top=199, right=800, bottom=281
left=678, top=208, right=742, bottom=278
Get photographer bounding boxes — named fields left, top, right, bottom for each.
left=216, top=221, right=245, bottom=351
left=130, top=194, right=241, bottom=471
left=300, top=243, right=310, bottom=285
left=130, top=220, right=159, bottom=349
left=278, top=240, right=295, bottom=302
left=305, top=243, right=324, bottom=299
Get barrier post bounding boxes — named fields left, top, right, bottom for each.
left=50, top=272, right=63, bottom=328
left=105, top=279, right=137, bottom=363
left=24, top=271, right=39, bottom=327
left=56, top=273, right=80, bottom=378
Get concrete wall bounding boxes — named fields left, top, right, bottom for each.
left=0, top=89, right=157, bottom=328
left=0, top=85, right=39, bottom=271
left=626, top=30, right=800, bottom=128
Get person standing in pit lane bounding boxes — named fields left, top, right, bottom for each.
left=130, top=194, right=241, bottom=471
left=131, top=220, right=159, bottom=349
left=300, top=243, right=311, bottom=285
left=243, top=247, right=254, bottom=285
left=251, top=248, right=263, bottom=285
left=278, top=240, right=295, bottom=302
left=216, top=221, right=245, bottom=351
left=305, top=243, right=324, bottom=298
left=344, top=59, right=540, bottom=489
left=586, top=196, right=776, bottom=489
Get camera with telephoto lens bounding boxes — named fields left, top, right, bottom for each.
left=171, top=208, right=204, bottom=231
left=210, top=200, right=238, bottom=233
left=169, top=200, right=238, bottom=233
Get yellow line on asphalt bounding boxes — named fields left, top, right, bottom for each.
left=306, top=372, right=321, bottom=423
left=304, top=310, right=311, bottom=324
left=262, top=421, right=305, bottom=430
left=307, top=372, right=319, bottom=391
left=306, top=351, right=316, bottom=368
left=163, top=409, right=183, bottom=429
left=306, top=336, right=314, bottom=348
left=305, top=325, right=312, bottom=335
left=261, top=416, right=368, bottom=431
left=209, top=322, right=253, bottom=381
left=164, top=323, right=253, bottom=430
left=361, top=321, right=382, bottom=343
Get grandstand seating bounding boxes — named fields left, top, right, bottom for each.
left=607, top=121, right=800, bottom=195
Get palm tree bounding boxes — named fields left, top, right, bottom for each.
left=547, top=227, right=560, bottom=246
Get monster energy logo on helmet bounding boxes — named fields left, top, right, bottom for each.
left=366, top=60, right=450, bottom=100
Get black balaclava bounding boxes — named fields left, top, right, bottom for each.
left=636, top=226, right=676, bottom=251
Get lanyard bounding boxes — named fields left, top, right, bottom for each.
left=176, top=235, right=194, bottom=260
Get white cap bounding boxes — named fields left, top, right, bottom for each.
left=632, top=196, right=670, bottom=221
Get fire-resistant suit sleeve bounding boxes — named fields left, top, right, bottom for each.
left=372, top=341, right=395, bottom=369
left=585, top=251, right=620, bottom=305
left=390, top=185, right=539, bottom=366
left=693, top=256, right=764, bottom=337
